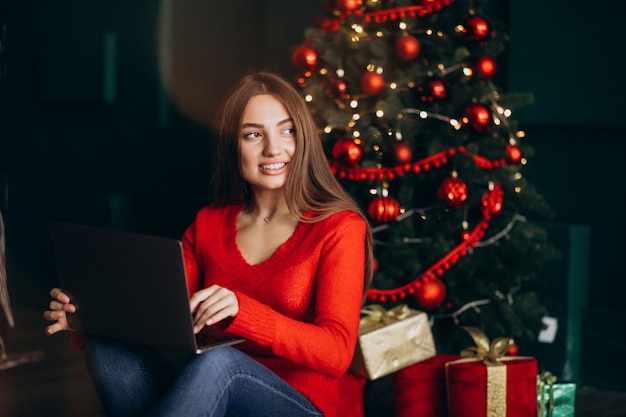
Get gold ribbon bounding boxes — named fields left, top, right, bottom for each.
left=358, top=304, right=410, bottom=333
left=458, top=327, right=517, bottom=417
left=537, top=371, right=558, bottom=417
left=460, top=326, right=515, bottom=366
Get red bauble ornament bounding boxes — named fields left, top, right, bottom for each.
left=506, top=344, right=519, bottom=356
left=372, top=258, right=379, bottom=274
left=481, top=183, right=503, bottom=215
left=360, top=72, right=386, bottom=96
left=464, top=15, right=491, bottom=41
left=437, top=177, right=468, bottom=209
left=332, top=138, right=363, bottom=167
left=475, top=56, right=497, bottom=79
left=387, top=140, right=413, bottom=165
left=368, top=196, right=401, bottom=223
left=291, top=45, right=318, bottom=73
left=396, top=35, right=421, bottom=61
left=336, top=0, right=362, bottom=12
left=463, top=104, right=491, bottom=132
left=418, top=78, right=447, bottom=102
left=415, top=278, right=446, bottom=309
left=506, top=144, right=522, bottom=164
left=328, top=78, right=350, bottom=99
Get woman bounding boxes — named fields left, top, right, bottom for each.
left=45, top=72, right=373, bottom=417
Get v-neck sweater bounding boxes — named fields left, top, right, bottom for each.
left=181, top=204, right=367, bottom=417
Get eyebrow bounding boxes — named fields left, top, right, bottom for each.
left=241, top=118, right=293, bottom=129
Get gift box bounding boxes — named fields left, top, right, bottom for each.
left=338, top=373, right=367, bottom=417
left=393, top=353, right=460, bottom=417
left=537, top=372, right=576, bottom=417
left=446, top=327, right=538, bottom=417
left=349, top=304, right=436, bottom=380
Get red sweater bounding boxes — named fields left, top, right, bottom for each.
left=181, top=205, right=366, bottom=417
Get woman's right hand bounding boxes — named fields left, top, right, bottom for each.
left=44, top=288, right=76, bottom=335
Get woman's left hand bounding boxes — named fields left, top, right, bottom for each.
left=189, top=284, right=239, bottom=334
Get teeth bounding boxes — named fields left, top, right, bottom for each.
left=261, top=163, right=286, bottom=170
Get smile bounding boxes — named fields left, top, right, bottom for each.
left=260, top=162, right=287, bottom=170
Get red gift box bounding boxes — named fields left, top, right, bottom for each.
left=445, top=327, right=538, bottom=417
left=393, top=354, right=460, bottom=417
left=446, top=357, right=537, bottom=417
left=338, top=373, right=367, bottom=417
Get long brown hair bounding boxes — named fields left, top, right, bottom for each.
left=212, top=71, right=374, bottom=295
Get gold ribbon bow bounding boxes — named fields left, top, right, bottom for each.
left=358, top=304, right=410, bottom=333
left=451, top=327, right=517, bottom=417
left=460, top=326, right=516, bottom=366
left=537, top=371, right=558, bottom=417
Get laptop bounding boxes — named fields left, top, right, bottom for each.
left=50, top=221, right=245, bottom=355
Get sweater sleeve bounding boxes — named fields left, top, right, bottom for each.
left=225, top=215, right=366, bottom=378
left=181, top=215, right=204, bottom=297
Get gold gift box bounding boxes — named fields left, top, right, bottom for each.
left=349, top=305, right=436, bottom=380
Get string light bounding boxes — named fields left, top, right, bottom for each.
left=430, top=299, right=491, bottom=325
left=351, top=24, right=364, bottom=34
left=474, top=213, right=526, bottom=247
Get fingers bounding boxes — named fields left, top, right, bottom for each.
left=50, top=288, right=71, bottom=304
left=190, top=285, right=239, bottom=333
left=49, top=300, right=76, bottom=313
left=44, top=288, right=75, bottom=335
left=43, top=309, right=65, bottom=321
left=43, top=309, right=70, bottom=334
left=44, top=321, right=67, bottom=336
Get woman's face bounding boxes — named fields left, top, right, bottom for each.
left=239, top=94, right=296, bottom=193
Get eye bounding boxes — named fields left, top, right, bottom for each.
left=243, top=131, right=262, bottom=140
left=282, top=127, right=295, bottom=136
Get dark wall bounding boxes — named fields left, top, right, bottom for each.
left=2, top=0, right=624, bottom=387
left=5, top=0, right=212, bottom=237
left=506, top=0, right=626, bottom=389
left=505, top=0, right=626, bottom=312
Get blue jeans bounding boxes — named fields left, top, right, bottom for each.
left=84, top=335, right=322, bottom=417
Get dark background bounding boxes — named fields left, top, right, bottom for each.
left=1, top=0, right=625, bottom=390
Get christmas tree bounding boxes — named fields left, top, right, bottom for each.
left=290, top=0, right=557, bottom=352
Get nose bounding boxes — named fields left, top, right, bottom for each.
left=262, top=132, right=281, bottom=157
